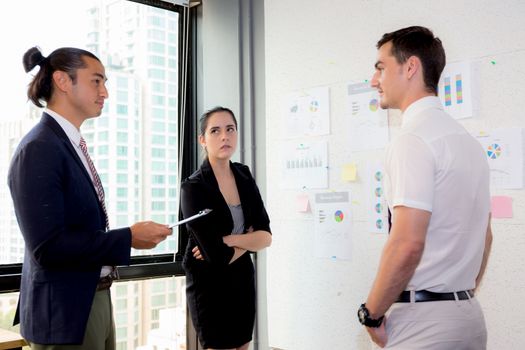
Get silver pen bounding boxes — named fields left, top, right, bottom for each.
left=169, top=208, right=213, bottom=228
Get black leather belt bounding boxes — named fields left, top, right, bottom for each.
left=96, top=275, right=114, bottom=291
left=396, top=290, right=474, bottom=303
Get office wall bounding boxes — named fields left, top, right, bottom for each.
left=264, top=0, right=525, bottom=349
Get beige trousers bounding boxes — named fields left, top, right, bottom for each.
left=383, top=297, right=487, bottom=350
left=30, top=289, right=115, bottom=350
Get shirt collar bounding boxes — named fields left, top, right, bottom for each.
left=45, top=108, right=82, bottom=147
left=401, top=96, right=444, bottom=130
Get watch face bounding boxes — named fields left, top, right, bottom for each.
left=357, top=305, right=367, bottom=324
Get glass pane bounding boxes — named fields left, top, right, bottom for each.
left=0, top=0, right=180, bottom=265
left=112, top=277, right=186, bottom=350
left=0, top=292, right=19, bottom=330
left=0, top=293, right=26, bottom=349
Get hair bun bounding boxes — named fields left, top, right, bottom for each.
left=22, top=46, right=46, bottom=73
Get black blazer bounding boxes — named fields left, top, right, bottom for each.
left=180, top=159, right=271, bottom=268
left=8, top=113, right=132, bottom=344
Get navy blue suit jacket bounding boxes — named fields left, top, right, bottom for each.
left=8, top=113, right=132, bottom=344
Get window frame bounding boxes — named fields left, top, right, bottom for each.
left=0, top=0, right=195, bottom=291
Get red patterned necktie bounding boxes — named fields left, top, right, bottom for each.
left=79, top=137, right=110, bottom=230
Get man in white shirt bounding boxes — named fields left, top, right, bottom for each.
left=357, top=26, right=493, bottom=349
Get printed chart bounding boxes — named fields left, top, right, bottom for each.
left=438, top=61, right=473, bottom=119
left=280, top=140, right=328, bottom=189
left=284, top=86, right=330, bottom=138
left=345, top=82, right=389, bottom=151
left=475, top=128, right=523, bottom=189
left=366, top=162, right=388, bottom=234
left=314, top=191, right=352, bottom=260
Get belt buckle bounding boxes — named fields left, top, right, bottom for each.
left=98, top=267, right=119, bottom=290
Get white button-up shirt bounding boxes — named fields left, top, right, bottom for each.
left=384, top=96, right=490, bottom=292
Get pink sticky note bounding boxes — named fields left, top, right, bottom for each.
left=491, top=196, right=513, bottom=218
left=296, top=194, right=310, bottom=213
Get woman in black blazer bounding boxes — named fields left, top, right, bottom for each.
left=180, top=107, right=272, bottom=350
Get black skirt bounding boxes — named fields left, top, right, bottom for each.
left=184, top=253, right=256, bottom=349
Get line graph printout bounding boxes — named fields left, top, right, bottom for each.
left=345, top=82, right=388, bottom=151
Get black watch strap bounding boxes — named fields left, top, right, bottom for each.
left=358, top=303, right=384, bottom=328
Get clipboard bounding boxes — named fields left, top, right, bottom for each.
left=169, top=208, right=213, bottom=228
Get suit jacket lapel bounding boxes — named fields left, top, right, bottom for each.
left=40, top=113, right=102, bottom=207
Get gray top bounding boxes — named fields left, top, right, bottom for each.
left=228, top=204, right=245, bottom=234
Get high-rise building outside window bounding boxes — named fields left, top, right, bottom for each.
left=0, top=1, right=186, bottom=349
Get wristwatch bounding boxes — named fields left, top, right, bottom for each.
left=357, top=303, right=384, bottom=327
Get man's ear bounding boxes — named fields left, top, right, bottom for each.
left=406, top=56, right=420, bottom=80
left=52, top=71, right=70, bottom=93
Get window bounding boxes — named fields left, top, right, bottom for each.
left=152, top=175, right=165, bottom=184
left=98, top=159, right=109, bottom=169
left=151, top=294, right=166, bottom=307
left=148, top=42, right=165, bottom=54
left=152, top=148, right=166, bottom=158
left=117, top=174, right=128, bottom=184
left=151, top=81, right=165, bottom=93
left=1, top=1, right=186, bottom=349
left=148, top=68, right=165, bottom=80
left=117, top=132, right=128, bottom=143
left=98, top=131, right=109, bottom=141
left=117, top=90, right=128, bottom=102
left=152, top=95, right=165, bottom=105
left=117, top=76, right=128, bottom=89
left=117, top=105, right=129, bottom=114
left=116, top=146, right=128, bottom=156
left=151, top=202, right=165, bottom=211
left=117, top=118, right=128, bottom=129
left=149, top=55, right=166, bottom=66
left=117, top=201, right=128, bottom=211
left=148, top=15, right=165, bottom=28
left=98, top=145, right=109, bottom=155
left=116, top=188, right=128, bottom=197
left=148, top=29, right=164, bottom=40
left=152, top=161, right=165, bottom=171
left=152, top=188, right=165, bottom=197
left=152, top=121, right=165, bottom=132
left=117, top=160, right=127, bottom=170
left=152, top=135, right=166, bottom=145
left=152, top=108, right=165, bottom=119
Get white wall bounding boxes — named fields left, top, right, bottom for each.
left=264, top=0, right=525, bottom=349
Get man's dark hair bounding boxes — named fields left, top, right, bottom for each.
left=377, top=26, right=446, bottom=94
left=23, top=46, right=100, bottom=107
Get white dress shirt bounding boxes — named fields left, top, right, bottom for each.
left=384, top=96, right=490, bottom=292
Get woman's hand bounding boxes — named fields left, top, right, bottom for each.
left=223, top=234, right=236, bottom=247
left=192, top=246, right=204, bottom=260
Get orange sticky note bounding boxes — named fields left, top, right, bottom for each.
left=296, top=194, right=310, bottom=213
left=491, top=196, right=513, bottom=218
left=342, top=163, right=357, bottom=182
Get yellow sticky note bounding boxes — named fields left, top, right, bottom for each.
left=342, top=163, right=357, bottom=182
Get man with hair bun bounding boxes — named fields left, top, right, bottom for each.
left=9, top=46, right=172, bottom=349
